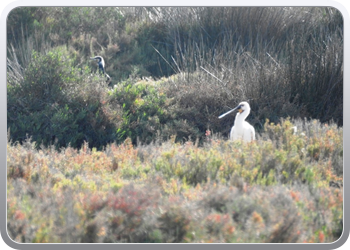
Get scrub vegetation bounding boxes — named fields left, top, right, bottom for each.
left=7, top=7, right=343, bottom=243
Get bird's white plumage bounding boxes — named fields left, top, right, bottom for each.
left=219, top=101, right=255, bottom=142
left=90, top=56, right=111, bottom=82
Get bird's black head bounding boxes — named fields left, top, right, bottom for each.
left=90, top=56, right=103, bottom=63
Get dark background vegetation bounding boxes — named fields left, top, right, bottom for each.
left=7, top=7, right=343, bottom=149
left=6, top=7, right=344, bottom=244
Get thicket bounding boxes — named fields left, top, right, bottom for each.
left=6, top=6, right=344, bottom=244
left=7, top=7, right=343, bottom=149
left=7, top=119, right=343, bottom=243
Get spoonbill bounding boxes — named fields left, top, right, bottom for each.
left=90, top=56, right=111, bottom=81
left=218, top=101, right=255, bottom=142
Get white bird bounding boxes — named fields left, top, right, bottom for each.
left=291, top=126, right=305, bottom=136
left=218, top=101, right=255, bottom=142
left=90, top=56, right=111, bottom=81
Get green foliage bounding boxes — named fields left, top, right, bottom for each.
left=7, top=47, right=120, bottom=149
left=7, top=7, right=343, bottom=126
left=7, top=7, right=343, bottom=150
left=134, top=22, right=173, bottom=77
left=6, top=7, right=343, bottom=243
left=109, top=79, right=171, bottom=144
left=7, top=119, right=343, bottom=243
left=7, top=7, right=39, bottom=45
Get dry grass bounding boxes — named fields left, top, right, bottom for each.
left=7, top=7, right=343, bottom=243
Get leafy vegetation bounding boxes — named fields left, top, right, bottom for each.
left=7, top=7, right=343, bottom=149
left=7, top=6, right=343, bottom=243
left=7, top=119, right=343, bottom=243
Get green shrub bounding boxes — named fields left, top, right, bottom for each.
left=7, top=7, right=343, bottom=150
left=110, top=79, right=172, bottom=144
left=7, top=47, right=120, bottom=149
left=7, top=118, right=343, bottom=243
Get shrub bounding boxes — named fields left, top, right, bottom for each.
left=158, top=206, right=191, bottom=243
left=7, top=7, right=343, bottom=149
left=6, top=121, right=343, bottom=243
left=7, top=47, right=121, bottom=149
left=110, top=79, right=172, bottom=144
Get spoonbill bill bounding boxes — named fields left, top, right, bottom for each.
left=218, top=101, right=255, bottom=142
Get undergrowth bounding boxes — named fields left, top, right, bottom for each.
left=7, top=119, right=343, bottom=243
left=6, top=6, right=343, bottom=243
left=7, top=7, right=343, bottom=149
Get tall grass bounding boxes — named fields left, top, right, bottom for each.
left=7, top=6, right=343, bottom=148
left=148, top=7, right=343, bottom=125
left=6, top=6, right=343, bottom=244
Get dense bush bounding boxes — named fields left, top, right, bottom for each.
left=109, top=79, right=170, bottom=144
left=7, top=47, right=121, bottom=149
left=7, top=119, right=343, bottom=243
left=6, top=7, right=343, bottom=243
left=7, top=7, right=343, bottom=149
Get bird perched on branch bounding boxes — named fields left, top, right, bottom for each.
left=218, top=101, right=255, bottom=142
left=90, top=56, right=111, bottom=82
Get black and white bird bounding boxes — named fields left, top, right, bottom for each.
left=218, top=101, right=255, bottom=142
left=90, top=56, right=111, bottom=81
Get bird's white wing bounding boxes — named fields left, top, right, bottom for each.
left=250, top=124, right=256, bottom=141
